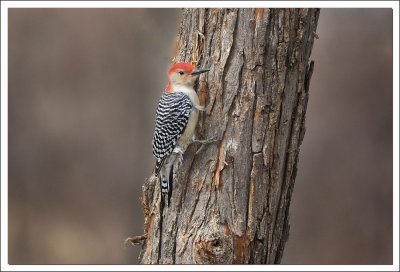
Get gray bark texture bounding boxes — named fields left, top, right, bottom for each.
left=134, top=8, right=319, bottom=264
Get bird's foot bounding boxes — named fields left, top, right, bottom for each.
left=193, top=137, right=218, bottom=154
left=173, top=147, right=184, bottom=167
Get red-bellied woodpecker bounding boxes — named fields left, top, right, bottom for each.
left=152, top=62, right=210, bottom=204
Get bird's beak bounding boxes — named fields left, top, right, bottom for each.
left=191, top=68, right=210, bottom=75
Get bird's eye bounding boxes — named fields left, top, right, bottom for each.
left=178, top=71, right=184, bottom=75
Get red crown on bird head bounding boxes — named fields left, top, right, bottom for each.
left=165, top=62, right=196, bottom=93
left=167, top=62, right=196, bottom=75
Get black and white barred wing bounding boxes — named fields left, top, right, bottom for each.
left=152, top=92, right=193, bottom=176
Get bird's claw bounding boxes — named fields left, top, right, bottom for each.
left=193, top=137, right=218, bottom=145
left=177, top=153, right=184, bottom=167
left=194, top=137, right=218, bottom=154
left=173, top=147, right=184, bottom=168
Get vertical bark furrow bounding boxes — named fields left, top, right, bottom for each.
left=139, top=8, right=319, bottom=264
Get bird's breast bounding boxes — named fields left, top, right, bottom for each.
left=177, top=108, right=199, bottom=151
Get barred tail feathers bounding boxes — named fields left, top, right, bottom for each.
left=168, top=167, right=173, bottom=204
left=160, top=178, right=169, bottom=194
left=155, top=157, right=166, bottom=176
left=159, top=163, right=173, bottom=206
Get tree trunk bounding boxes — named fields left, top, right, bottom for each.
left=135, top=8, right=319, bottom=264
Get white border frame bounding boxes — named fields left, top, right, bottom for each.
left=1, top=1, right=399, bottom=271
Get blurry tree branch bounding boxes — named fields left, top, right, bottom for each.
left=127, top=8, right=319, bottom=264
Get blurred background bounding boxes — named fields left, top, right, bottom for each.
left=8, top=8, right=393, bottom=264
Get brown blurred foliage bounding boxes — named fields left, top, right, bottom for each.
left=8, top=8, right=392, bottom=264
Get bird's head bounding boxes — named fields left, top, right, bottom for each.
left=166, top=62, right=209, bottom=93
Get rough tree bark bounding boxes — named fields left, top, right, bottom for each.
left=129, top=8, right=319, bottom=264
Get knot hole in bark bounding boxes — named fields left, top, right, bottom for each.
left=194, top=231, right=233, bottom=264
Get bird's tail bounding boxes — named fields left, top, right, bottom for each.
left=155, top=157, right=166, bottom=176
left=160, top=165, right=173, bottom=206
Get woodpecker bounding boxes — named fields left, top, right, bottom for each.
left=152, top=62, right=210, bottom=204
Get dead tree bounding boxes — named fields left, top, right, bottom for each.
left=127, top=8, right=319, bottom=264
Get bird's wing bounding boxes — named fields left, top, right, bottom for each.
left=152, top=92, right=193, bottom=175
